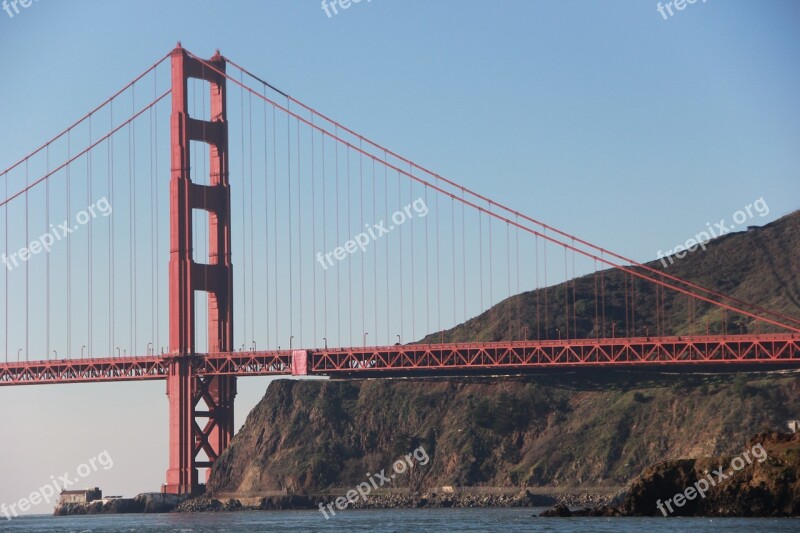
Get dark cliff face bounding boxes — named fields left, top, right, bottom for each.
left=207, top=372, right=800, bottom=495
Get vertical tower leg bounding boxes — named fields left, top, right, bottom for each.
left=164, top=44, right=235, bottom=495
left=165, top=358, right=196, bottom=493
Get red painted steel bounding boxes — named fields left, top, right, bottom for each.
left=165, top=44, right=235, bottom=495
left=309, top=334, right=800, bottom=374
left=2, top=335, right=798, bottom=386
left=292, top=350, right=309, bottom=376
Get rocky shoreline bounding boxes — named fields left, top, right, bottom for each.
left=174, top=489, right=613, bottom=513
left=53, top=488, right=613, bottom=516
left=57, top=430, right=800, bottom=518
left=539, top=431, right=800, bottom=518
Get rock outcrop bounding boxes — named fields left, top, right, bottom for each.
left=539, top=431, right=800, bottom=517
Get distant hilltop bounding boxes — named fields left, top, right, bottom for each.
left=421, top=210, right=800, bottom=343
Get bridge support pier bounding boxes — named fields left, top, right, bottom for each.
left=163, top=44, right=235, bottom=495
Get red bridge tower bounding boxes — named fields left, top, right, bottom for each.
left=163, top=44, right=235, bottom=495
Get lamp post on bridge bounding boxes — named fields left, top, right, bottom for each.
left=363, top=332, right=368, bottom=347
left=323, top=337, right=327, bottom=350
left=147, top=342, right=153, bottom=356
left=81, top=345, right=86, bottom=358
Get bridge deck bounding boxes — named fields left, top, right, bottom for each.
left=1, top=334, right=798, bottom=386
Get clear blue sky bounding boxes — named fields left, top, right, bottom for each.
left=1, top=0, right=799, bottom=515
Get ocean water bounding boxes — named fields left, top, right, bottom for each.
left=0, top=509, right=797, bottom=532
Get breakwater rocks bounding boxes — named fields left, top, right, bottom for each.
left=176, top=495, right=313, bottom=512
left=175, top=489, right=610, bottom=513
left=335, top=489, right=556, bottom=510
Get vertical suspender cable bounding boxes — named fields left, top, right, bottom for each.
left=507, top=221, right=511, bottom=337
left=347, top=147, right=352, bottom=344
left=67, top=130, right=71, bottom=357
left=535, top=234, right=540, bottom=340
left=148, top=86, right=155, bottom=353
left=272, top=104, right=278, bottom=347
left=572, top=239, right=577, bottom=338
left=110, top=102, right=115, bottom=356
left=359, top=141, right=365, bottom=344
left=264, top=90, right=271, bottom=349
left=398, top=169, right=403, bottom=342
left=286, top=99, right=293, bottom=348
left=436, top=180, right=441, bottom=336
left=88, top=116, right=93, bottom=356
left=461, top=189, right=466, bottom=332
left=132, top=90, right=138, bottom=356
left=372, top=157, right=377, bottom=342
left=250, top=93, right=257, bottom=348
left=515, top=216, right=520, bottom=339
left=296, top=115, right=301, bottom=347
left=130, top=96, right=136, bottom=356
left=384, top=152, right=389, bottom=343
left=46, top=147, right=50, bottom=358
left=241, top=77, right=248, bottom=349
left=563, top=247, right=568, bottom=339
left=488, top=204, right=493, bottom=325
left=408, top=168, right=414, bottom=342
left=311, top=117, right=317, bottom=346
left=593, top=260, right=599, bottom=338
left=601, top=252, right=606, bottom=337
left=154, top=68, right=160, bottom=353
left=451, top=196, right=456, bottom=337
left=3, top=169, right=6, bottom=361
left=424, top=184, right=429, bottom=335
left=322, top=131, right=328, bottom=344
left=335, top=127, right=340, bottom=345
left=478, top=212, right=483, bottom=325
left=25, top=160, right=29, bottom=360
left=632, top=274, right=636, bottom=335
left=543, top=230, right=548, bottom=339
